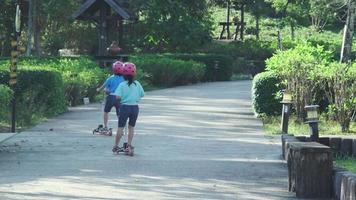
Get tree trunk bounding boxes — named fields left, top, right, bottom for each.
left=33, top=0, right=42, bottom=56
left=340, top=0, right=355, bottom=63
left=226, top=0, right=231, bottom=39
left=26, top=0, right=33, bottom=56
left=341, top=119, right=350, bottom=133
left=291, top=23, right=295, bottom=40
left=256, top=15, right=260, bottom=40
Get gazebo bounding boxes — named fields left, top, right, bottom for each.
left=73, top=0, right=137, bottom=58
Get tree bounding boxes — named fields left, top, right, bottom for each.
left=246, top=0, right=273, bottom=40
left=267, top=0, right=310, bottom=39
left=130, top=0, right=213, bottom=52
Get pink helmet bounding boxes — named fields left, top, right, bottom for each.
left=123, top=62, right=136, bottom=76
left=112, top=61, right=124, bottom=75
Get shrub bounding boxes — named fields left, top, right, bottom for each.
left=0, top=57, right=107, bottom=106
left=252, top=71, right=283, bottom=116
left=200, top=39, right=275, bottom=75
left=0, top=68, right=66, bottom=126
left=317, top=62, right=356, bottom=132
left=0, top=84, right=13, bottom=122
left=165, top=53, right=233, bottom=81
left=266, top=43, right=332, bottom=121
left=132, top=55, right=205, bottom=87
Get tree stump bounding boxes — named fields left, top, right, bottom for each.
left=330, top=137, right=342, bottom=155
left=340, top=138, right=353, bottom=157
left=333, top=168, right=348, bottom=200
left=319, top=137, right=330, bottom=147
left=288, top=142, right=333, bottom=198
left=281, top=134, right=298, bottom=160
left=352, top=139, right=356, bottom=157
left=341, top=173, right=356, bottom=200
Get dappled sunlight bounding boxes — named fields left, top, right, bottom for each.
left=0, top=165, right=291, bottom=200
left=0, top=81, right=295, bottom=199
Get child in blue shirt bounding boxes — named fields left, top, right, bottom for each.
left=96, top=61, right=125, bottom=130
left=112, top=62, right=145, bottom=155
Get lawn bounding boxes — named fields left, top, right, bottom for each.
left=262, top=115, right=356, bottom=136
left=336, top=157, right=356, bottom=173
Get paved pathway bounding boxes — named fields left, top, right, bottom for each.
left=0, top=81, right=296, bottom=200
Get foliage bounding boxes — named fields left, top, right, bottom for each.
left=267, top=0, right=311, bottom=38
left=0, top=68, right=66, bottom=126
left=252, top=71, right=282, bottom=116
left=130, top=0, right=213, bottom=52
left=317, top=62, right=356, bottom=132
left=266, top=43, right=332, bottom=121
left=0, top=84, right=13, bottom=122
left=200, top=39, right=274, bottom=75
left=164, top=53, right=233, bottom=81
left=0, top=57, right=107, bottom=106
left=131, top=55, right=205, bottom=87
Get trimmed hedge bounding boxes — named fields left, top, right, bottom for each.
left=252, top=71, right=282, bottom=116
left=132, top=55, right=205, bottom=87
left=200, top=39, right=274, bottom=76
left=0, top=69, right=66, bottom=126
left=0, top=84, right=13, bottom=122
left=0, top=57, right=107, bottom=106
left=165, top=53, right=233, bottom=81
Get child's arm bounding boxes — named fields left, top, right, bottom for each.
left=138, top=82, right=145, bottom=97
left=114, top=82, right=123, bottom=99
left=96, top=84, right=106, bottom=92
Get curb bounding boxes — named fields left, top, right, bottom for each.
left=0, top=133, right=20, bottom=145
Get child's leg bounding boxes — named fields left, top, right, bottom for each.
left=128, top=126, right=134, bottom=146
left=115, top=105, right=128, bottom=147
left=115, top=127, right=124, bottom=147
left=103, top=95, right=116, bottom=128
left=127, top=106, right=139, bottom=146
left=104, top=112, right=109, bottom=128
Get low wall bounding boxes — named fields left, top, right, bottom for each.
left=282, top=135, right=356, bottom=200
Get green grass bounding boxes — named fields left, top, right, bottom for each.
left=336, top=158, right=356, bottom=173
left=210, top=7, right=347, bottom=44
left=262, top=115, right=356, bottom=136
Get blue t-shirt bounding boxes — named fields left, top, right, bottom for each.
left=114, top=81, right=145, bottom=105
left=104, top=75, right=124, bottom=95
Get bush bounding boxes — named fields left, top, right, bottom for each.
left=132, top=55, right=205, bottom=87
left=0, top=84, right=13, bottom=122
left=266, top=43, right=332, bottom=121
left=0, top=57, right=107, bottom=106
left=316, top=62, right=356, bottom=132
left=252, top=71, right=282, bottom=116
left=0, top=68, right=66, bottom=126
left=200, top=39, right=275, bottom=75
left=165, top=53, right=233, bottom=81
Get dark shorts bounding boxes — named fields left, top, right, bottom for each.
left=118, top=105, right=139, bottom=127
left=104, top=95, right=120, bottom=116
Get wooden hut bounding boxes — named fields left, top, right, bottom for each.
left=73, top=0, right=137, bottom=57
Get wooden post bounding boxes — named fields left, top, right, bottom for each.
left=281, top=104, right=291, bottom=134
left=340, top=0, right=355, bottom=63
